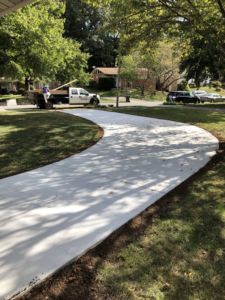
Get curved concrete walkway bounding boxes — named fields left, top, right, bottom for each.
left=0, top=109, right=218, bottom=299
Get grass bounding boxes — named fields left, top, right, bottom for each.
left=0, top=94, right=24, bottom=100
left=190, top=86, right=225, bottom=96
left=94, top=106, right=225, bottom=299
left=0, top=109, right=102, bottom=179
left=101, top=97, right=126, bottom=103
left=0, top=95, right=32, bottom=106
left=96, top=89, right=166, bottom=101
left=194, top=103, right=225, bottom=109
left=128, top=90, right=166, bottom=101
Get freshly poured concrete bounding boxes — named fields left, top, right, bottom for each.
left=0, top=109, right=218, bottom=299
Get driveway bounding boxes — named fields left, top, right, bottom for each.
left=0, top=109, right=218, bottom=299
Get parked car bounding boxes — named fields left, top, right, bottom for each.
left=166, top=91, right=186, bottom=102
left=199, top=93, right=225, bottom=103
left=167, top=91, right=201, bottom=103
left=175, top=91, right=202, bottom=103
left=193, top=90, right=207, bottom=96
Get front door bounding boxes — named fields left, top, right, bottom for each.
left=79, top=89, right=90, bottom=104
left=69, top=88, right=79, bottom=104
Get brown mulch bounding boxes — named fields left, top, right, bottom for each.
left=14, top=140, right=225, bottom=300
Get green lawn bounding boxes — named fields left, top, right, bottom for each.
left=194, top=103, right=225, bottom=110
left=0, top=110, right=102, bottom=179
left=97, top=89, right=166, bottom=101
left=190, top=86, right=225, bottom=96
left=95, top=106, right=225, bottom=300
left=128, top=90, right=166, bottom=101
left=101, top=97, right=126, bottom=103
left=0, top=94, right=24, bottom=100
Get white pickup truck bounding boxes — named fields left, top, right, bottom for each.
left=28, top=87, right=100, bottom=108
left=68, top=87, right=100, bottom=105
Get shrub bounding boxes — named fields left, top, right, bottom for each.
left=177, top=80, right=190, bottom=91
left=89, top=80, right=98, bottom=89
left=211, top=81, right=222, bottom=88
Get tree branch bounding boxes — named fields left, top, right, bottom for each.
left=216, top=0, right=225, bottom=19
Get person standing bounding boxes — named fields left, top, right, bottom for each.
left=42, top=85, right=50, bottom=104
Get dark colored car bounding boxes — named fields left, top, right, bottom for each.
left=166, top=91, right=184, bottom=102
left=167, top=91, right=200, bottom=104
left=176, top=91, right=200, bottom=103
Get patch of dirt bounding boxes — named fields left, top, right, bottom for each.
left=14, top=140, right=225, bottom=300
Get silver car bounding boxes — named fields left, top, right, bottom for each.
left=199, top=93, right=225, bottom=103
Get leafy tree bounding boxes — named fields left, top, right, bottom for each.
left=87, top=0, right=225, bottom=83
left=177, top=80, right=190, bottom=91
left=120, top=55, right=138, bottom=91
left=149, top=42, right=182, bottom=91
left=64, top=0, right=119, bottom=70
left=123, top=42, right=182, bottom=94
left=0, top=0, right=89, bottom=90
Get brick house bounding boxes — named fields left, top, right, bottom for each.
left=0, top=77, right=19, bottom=94
left=92, top=67, right=155, bottom=90
left=92, top=67, right=178, bottom=91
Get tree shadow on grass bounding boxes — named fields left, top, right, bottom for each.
left=0, top=110, right=101, bottom=179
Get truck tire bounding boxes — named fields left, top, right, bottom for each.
left=46, top=101, right=54, bottom=109
left=90, top=97, right=99, bottom=106
left=37, top=98, right=46, bottom=109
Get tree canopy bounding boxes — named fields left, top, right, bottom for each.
left=86, top=0, right=225, bottom=83
left=1, top=0, right=225, bottom=89
left=0, top=0, right=89, bottom=88
left=65, top=0, right=119, bottom=70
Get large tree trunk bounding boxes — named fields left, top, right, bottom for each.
left=25, top=77, right=33, bottom=91
left=25, top=77, right=29, bottom=91
left=156, top=78, right=161, bottom=91
left=140, top=85, right=145, bottom=96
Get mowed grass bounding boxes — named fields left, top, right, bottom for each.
left=0, top=110, right=102, bottom=179
left=194, top=103, right=225, bottom=109
left=96, top=106, right=225, bottom=300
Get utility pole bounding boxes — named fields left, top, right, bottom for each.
left=116, top=45, right=122, bottom=108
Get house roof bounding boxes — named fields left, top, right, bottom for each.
left=94, top=68, right=119, bottom=75
left=93, top=67, right=150, bottom=78
left=0, top=0, right=34, bottom=17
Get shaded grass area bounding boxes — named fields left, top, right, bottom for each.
left=17, top=106, right=225, bottom=300
left=0, top=110, right=102, bottom=179
left=194, top=103, right=225, bottom=109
